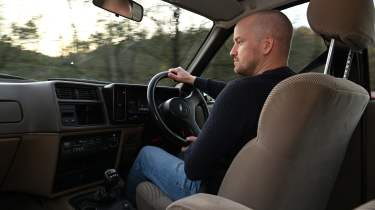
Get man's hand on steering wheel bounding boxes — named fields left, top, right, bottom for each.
left=168, top=67, right=196, bottom=85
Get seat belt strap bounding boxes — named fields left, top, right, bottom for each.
left=299, top=49, right=328, bottom=74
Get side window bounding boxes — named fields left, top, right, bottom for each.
left=283, top=3, right=327, bottom=73
left=287, top=27, right=326, bottom=73
left=202, top=3, right=327, bottom=82
left=202, top=35, right=238, bottom=82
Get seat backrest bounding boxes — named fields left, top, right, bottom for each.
left=354, top=199, right=375, bottom=210
left=218, top=73, right=369, bottom=210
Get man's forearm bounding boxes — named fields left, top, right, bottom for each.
left=194, top=78, right=226, bottom=99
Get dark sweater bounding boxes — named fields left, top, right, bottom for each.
left=183, top=67, right=295, bottom=194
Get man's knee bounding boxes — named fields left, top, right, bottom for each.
left=138, top=146, right=161, bottom=158
left=136, top=146, right=163, bottom=165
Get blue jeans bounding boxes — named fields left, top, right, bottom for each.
left=126, top=146, right=201, bottom=202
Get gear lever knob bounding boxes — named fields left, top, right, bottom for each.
left=104, top=169, right=125, bottom=196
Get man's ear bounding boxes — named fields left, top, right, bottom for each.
left=262, top=37, right=274, bottom=55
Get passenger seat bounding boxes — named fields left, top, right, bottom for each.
left=354, top=200, right=375, bottom=210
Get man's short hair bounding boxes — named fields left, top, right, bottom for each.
left=248, top=10, right=293, bottom=55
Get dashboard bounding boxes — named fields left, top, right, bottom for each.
left=0, top=80, right=179, bottom=133
left=54, top=82, right=180, bottom=127
left=0, top=80, right=180, bottom=197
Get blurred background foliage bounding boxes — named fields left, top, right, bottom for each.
left=0, top=1, right=359, bottom=87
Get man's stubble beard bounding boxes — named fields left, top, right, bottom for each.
left=234, top=58, right=259, bottom=76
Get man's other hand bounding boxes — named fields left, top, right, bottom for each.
left=168, top=67, right=196, bottom=85
left=181, top=136, right=197, bottom=152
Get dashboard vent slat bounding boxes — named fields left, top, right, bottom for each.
left=55, top=85, right=98, bottom=100
left=56, top=87, right=74, bottom=99
left=76, top=88, right=98, bottom=100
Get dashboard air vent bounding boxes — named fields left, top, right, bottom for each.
left=77, top=88, right=98, bottom=100
left=56, top=84, right=98, bottom=100
left=56, top=87, right=74, bottom=99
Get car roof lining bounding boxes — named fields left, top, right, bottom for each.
left=162, top=0, right=306, bottom=28
left=161, top=0, right=244, bottom=21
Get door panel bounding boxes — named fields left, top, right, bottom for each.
left=365, top=101, right=375, bottom=200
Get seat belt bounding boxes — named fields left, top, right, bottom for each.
left=299, top=49, right=328, bottom=74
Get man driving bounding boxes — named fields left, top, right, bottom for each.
left=126, top=10, right=296, bottom=202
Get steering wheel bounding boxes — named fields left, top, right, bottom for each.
left=147, top=71, right=209, bottom=145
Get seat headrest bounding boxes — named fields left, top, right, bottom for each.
left=307, top=0, right=375, bottom=50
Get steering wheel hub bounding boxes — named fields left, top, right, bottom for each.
left=168, top=98, right=190, bottom=117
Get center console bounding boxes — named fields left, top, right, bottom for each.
left=53, top=131, right=121, bottom=193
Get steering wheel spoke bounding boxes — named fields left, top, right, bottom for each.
left=185, top=89, right=202, bottom=107
left=188, top=120, right=202, bottom=136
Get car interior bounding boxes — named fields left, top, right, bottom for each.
left=0, top=0, right=374, bottom=210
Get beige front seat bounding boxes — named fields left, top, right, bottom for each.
left=167, top=195, right=375, bottom=210
left=164, top=73, right=369, bottom=210
left=354, top=200, right=375, bottom=210
left=135, top=0, right=374, bottom=209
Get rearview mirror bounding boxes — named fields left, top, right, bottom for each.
left=93, top=0, right=143, bottom=22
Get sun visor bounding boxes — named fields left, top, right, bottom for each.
left=162, top=0, right=244, bottom=21
left=307, top=0, right=375, bottom=50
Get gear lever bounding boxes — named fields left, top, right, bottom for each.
left=103, top=169, right=134, bottom=210
left=104, top=169, right=125, bottom=199
left=73, top=169, right=133, bottom=210
left=91, top=169, right=125, bottom=203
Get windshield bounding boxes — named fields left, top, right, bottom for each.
left=0, top=0, right=212, bottom=84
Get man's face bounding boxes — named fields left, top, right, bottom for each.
left=230, top=17, right=261, bottom=76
